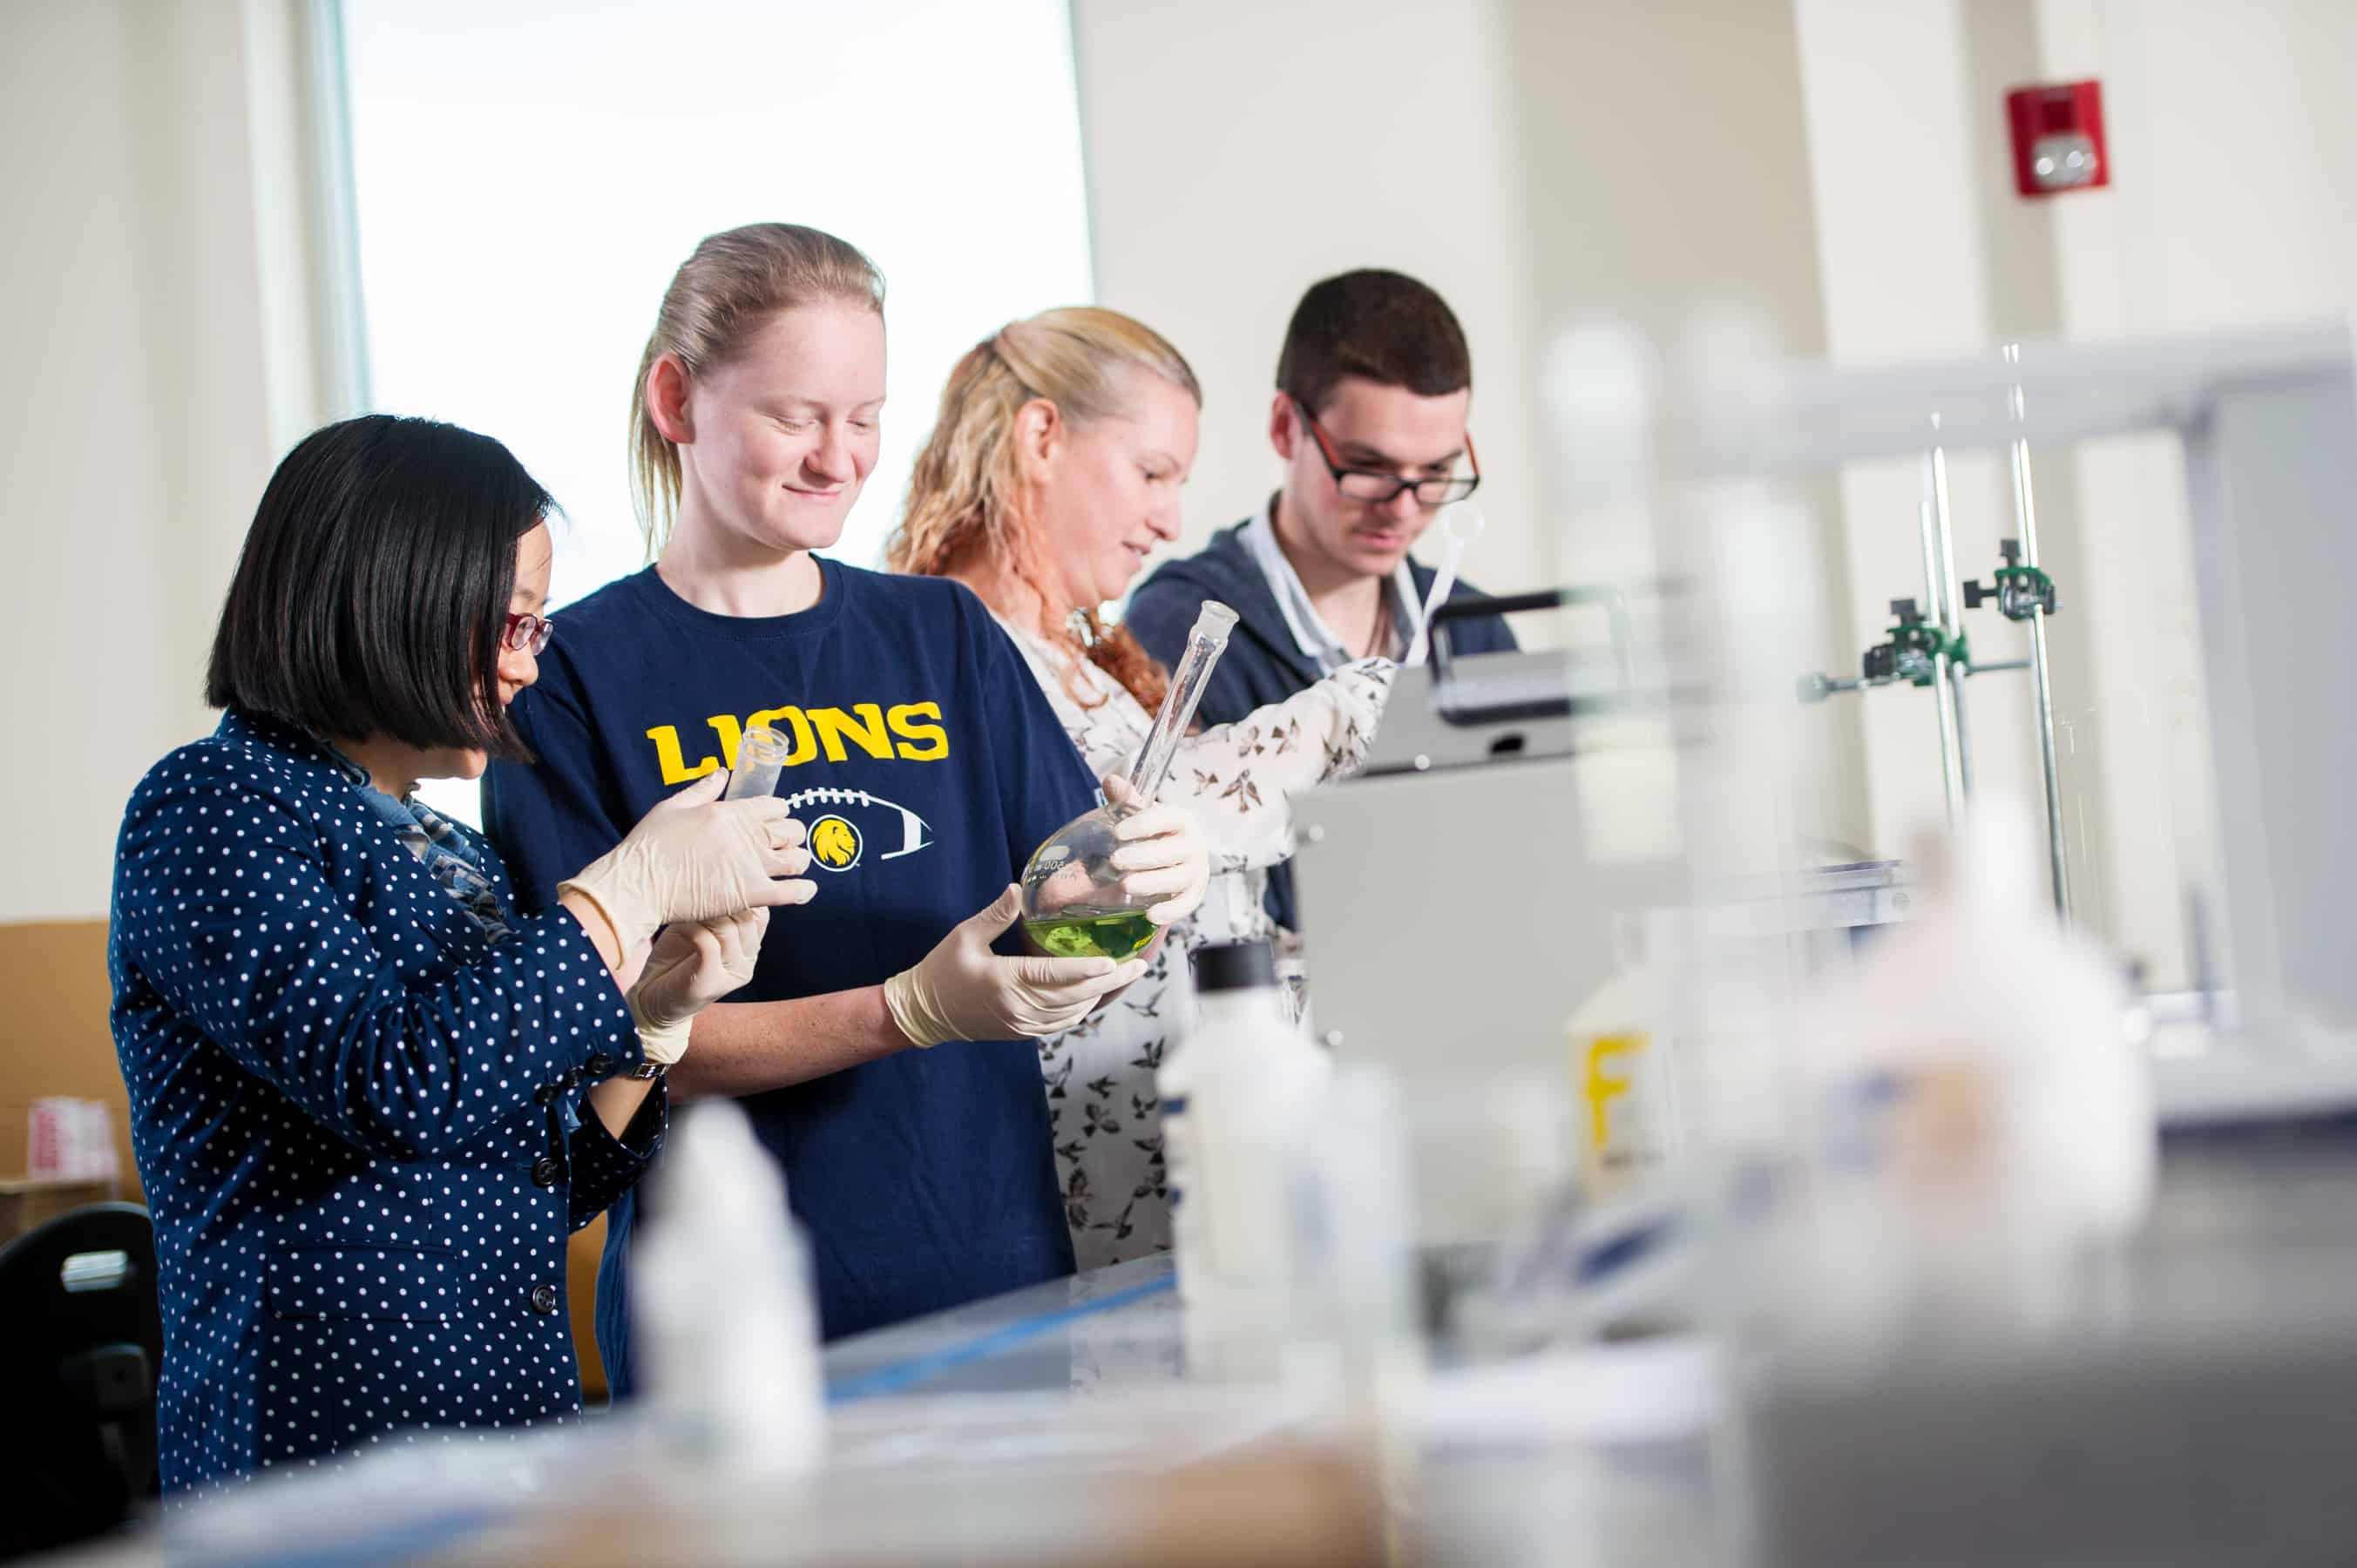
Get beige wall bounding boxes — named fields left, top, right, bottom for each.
left=0, top=0, right=292, bottom=924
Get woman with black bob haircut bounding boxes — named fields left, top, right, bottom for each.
left=109, top=414, right=816, bottom=1492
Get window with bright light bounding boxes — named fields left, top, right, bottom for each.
left=338, top=0, right=1097, bottom=822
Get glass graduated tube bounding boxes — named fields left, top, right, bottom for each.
left=1020, top=602, right=1239, bottom=960
left=724, top=724, right=793, bottom=801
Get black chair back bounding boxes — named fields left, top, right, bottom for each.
left=0, top=1202, right=161, bottom=1558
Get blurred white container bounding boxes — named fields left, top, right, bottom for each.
left=1784, top=800, right=2154, bottom=1340
left=634, top=1098, right=825, bottom=1477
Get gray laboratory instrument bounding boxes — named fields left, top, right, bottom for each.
left=1291, top=591, right=1907, bottom=1248
left=1291, top=591, right=1666, bottom=1101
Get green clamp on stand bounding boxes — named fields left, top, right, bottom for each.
left=1864, top=599, right=1971, bottom=687
left=1809, top=537, right=2054, bottom=704
left=1963, top=539, right=2059, bottom=621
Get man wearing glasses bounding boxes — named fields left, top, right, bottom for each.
left=1126, top=268, right=1514, bottom=935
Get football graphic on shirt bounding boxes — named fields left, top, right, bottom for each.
left=776, top=787, right=933, bottom=872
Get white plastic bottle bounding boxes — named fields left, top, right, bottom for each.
left=1564, top=911, right=1674, bottom=1199
left=633, top=1099, right=826, bottom=1476
left=1158, top=939, right=1331, bottom=1328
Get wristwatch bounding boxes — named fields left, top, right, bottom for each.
left=628, top=1060, right=666, bottom=1082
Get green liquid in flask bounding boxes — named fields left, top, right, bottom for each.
left=1024, top=912, right=1159, bottom=961
left=1018, top=600, right=1240, bottom=964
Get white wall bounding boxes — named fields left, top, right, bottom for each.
left=0, top=0, right=298, bottom=923
left=2030, top=0, right=2357, bottom=988
left=1069, top=0, right=1551, bottom=603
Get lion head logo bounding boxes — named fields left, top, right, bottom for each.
left=809, top=814, right=863, bottom=872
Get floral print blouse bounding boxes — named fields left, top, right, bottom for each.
left=993, top=615, right=1392, bottom=1267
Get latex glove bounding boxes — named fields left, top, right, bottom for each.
left=1101, top=774, right=1210, bottom=928
left=628, top=907, right=769, bottom=1064
left=559, top=770, right=815, bottom=954
left=883, top=885, right=1147, bottom=1049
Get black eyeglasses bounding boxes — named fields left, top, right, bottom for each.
left=1292, top=395, right=1480, bottom=508
left=501, top=612, right=554, bottom=655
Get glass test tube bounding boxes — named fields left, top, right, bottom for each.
left=724, top=724, right=793, bottom=801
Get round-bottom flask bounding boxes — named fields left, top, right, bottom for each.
left=1019, top=604, right=1238, bottom=958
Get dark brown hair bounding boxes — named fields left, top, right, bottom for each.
left=1275, top=268, right=1472, bottom=415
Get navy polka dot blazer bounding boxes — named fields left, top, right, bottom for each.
left=107, top=711, right=662, bottom=1492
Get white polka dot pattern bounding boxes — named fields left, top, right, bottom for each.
left=106, top=712, right=660, bottom=1495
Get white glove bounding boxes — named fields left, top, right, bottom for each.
left=628, top=906, right=769, bottom=1064
left=559, top=770, right=815, bottom=953
left=1101, top=775, right=1209, bottom=928
left=883, top=885, right=1147, bottom=1049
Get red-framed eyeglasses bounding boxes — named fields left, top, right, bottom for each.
left=501, top=612, right=554, bottom=655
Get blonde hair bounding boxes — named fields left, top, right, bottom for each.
left=886, top=306, right=1201, bottom=712
left=629, top=222, right=886, bottom=556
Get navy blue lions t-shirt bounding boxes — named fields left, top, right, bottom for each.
left=483, top=560, right=1098, bottom=1389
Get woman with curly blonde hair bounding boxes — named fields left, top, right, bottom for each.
left=889, top=306, right=1392, bottom=1267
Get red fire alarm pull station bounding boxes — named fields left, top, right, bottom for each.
left=2008, top=80, right=2108, bottom=197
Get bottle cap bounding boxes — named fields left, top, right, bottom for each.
left=1193, top=938, right=1276, bottom=993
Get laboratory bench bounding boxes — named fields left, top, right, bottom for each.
left=46, top=1250, right=1718, bottom=1567
left=60, top=1118, right=2357, bottom=1566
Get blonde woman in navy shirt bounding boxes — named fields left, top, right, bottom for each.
left=109, top=416, right=813, bottom=1490
left=484, top=223, right=1210, bottom=1383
